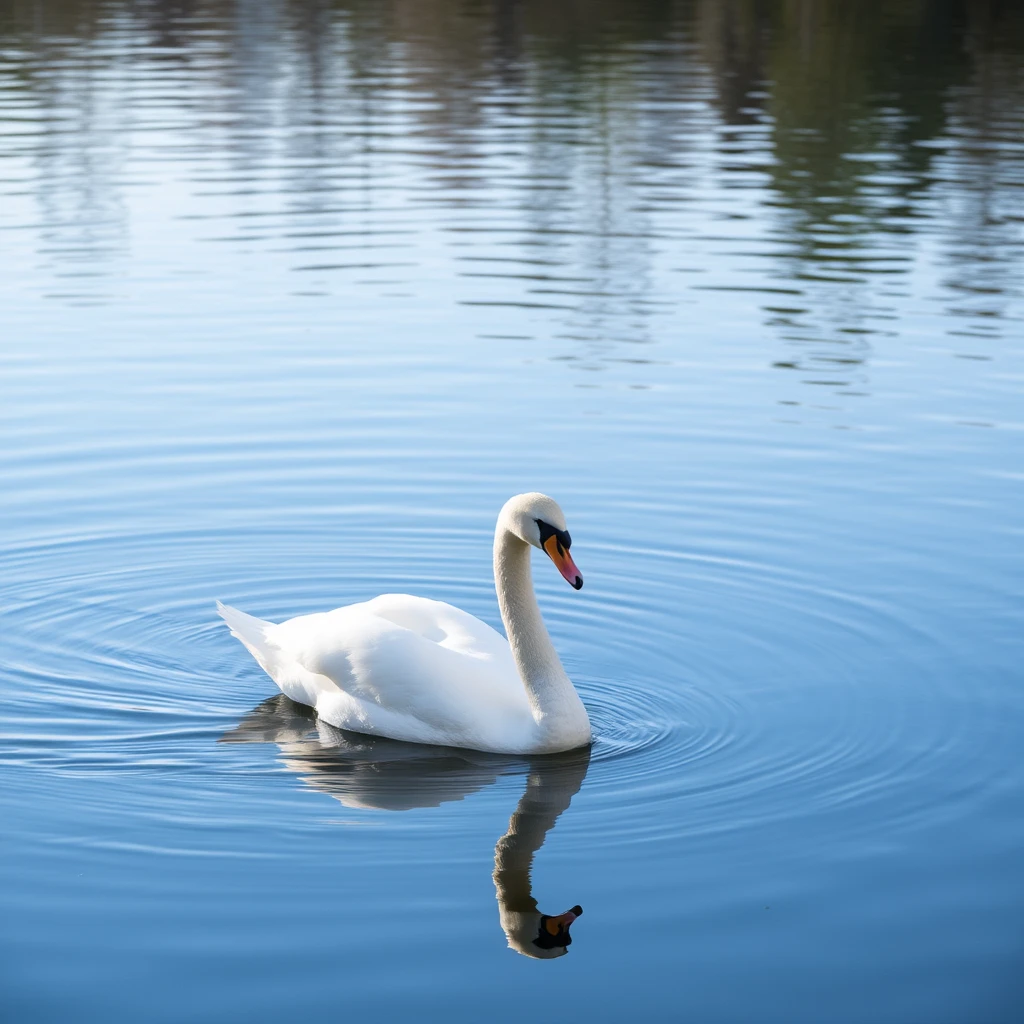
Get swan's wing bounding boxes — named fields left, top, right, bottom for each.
left=265, top=596, right=532, bottom=749
left=363, top=594, right=513, bottom=661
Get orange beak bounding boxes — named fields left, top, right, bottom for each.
left=543, top=535, right=583, bottom=590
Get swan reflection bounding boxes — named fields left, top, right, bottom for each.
left=222, top=694, right=590, bottom=958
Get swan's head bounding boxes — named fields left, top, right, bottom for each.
left=499, top=904, right=583, bottom=960
left=499, top=492, right=583, bottom=590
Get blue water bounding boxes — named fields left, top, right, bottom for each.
left=2, top=2, right=1023, bottom=1020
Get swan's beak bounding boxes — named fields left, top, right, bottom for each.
left=543, top=535, right=583, bottom=590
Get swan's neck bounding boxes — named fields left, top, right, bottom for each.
left=493, top=526, right=589, bottom=749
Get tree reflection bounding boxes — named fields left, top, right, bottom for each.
left=2, top=0, right=1021, bottom=383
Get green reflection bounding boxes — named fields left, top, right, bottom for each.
left=1, top=0, right=1021, bottom=386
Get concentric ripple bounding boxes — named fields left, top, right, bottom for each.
left=2, top=516, right=1013, bottom=856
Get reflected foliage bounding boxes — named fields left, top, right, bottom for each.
left=1, top=0, right=1021, bottom=387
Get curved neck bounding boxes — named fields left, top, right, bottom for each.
left=493, top=525, right=588, bottom=745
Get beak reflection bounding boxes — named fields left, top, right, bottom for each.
left=543, top=906, right=582, bottom=935
left=536, top=905, right=583, bottom=950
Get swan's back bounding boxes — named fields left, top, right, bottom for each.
left=218, top=596, right=537, bottom=752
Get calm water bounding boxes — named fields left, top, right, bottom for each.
left=2, top=1, right=1023, bottom=1020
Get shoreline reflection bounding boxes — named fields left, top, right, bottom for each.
left=3, top=0, right=1021, bottom=395
left=222, top=694, right=590, bottom=959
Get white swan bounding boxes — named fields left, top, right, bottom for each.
left=217, top=492, right=592, bottom=754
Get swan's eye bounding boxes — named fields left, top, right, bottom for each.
left=535, top=519, right=571, bottom=551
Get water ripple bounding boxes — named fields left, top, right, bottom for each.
left=1, top=517, right=1010, bottom=857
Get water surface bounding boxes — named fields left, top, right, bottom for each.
left=2, top=2, right=1023, bottom=1021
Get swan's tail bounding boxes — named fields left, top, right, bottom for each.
left=216, top=600, right=279, bottom=678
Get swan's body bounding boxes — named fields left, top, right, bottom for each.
left=217, top=493, right=591, bottom=754
left=217, top=593, right=544, bottom=752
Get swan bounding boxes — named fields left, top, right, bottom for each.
left=217, top=492, right=592, bottom=754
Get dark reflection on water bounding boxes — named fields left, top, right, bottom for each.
left=223, top=694, right=590, bottom=959
left=2, top=0, right=1022, bottom=386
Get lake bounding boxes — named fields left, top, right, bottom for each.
left=1, top=1, right=1023, bottom=1020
